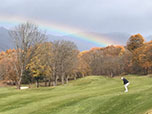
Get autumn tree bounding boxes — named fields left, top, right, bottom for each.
left=78, top=45, right=131, bottom=77
left=133, top=42, right=152, bottom=75
left=64, top=49, right=79, bottom=84
left=0, top=51, right=7, bottom=80
left=126, top=34, right=145, bottom=74
left=77, top=51, right=91, bottom=78
left=0, top=51, right=5, bottom=80
left=127, top=33, right=144, bottom=52
left=27, top=42, right=53, bottom=87
left=9, top=22, right=47, bottom=89
left=51, top=40, right=78, bottom=85
left=0, top=49, right=18, bottom=84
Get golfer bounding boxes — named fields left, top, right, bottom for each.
left=121, top=77, right=130, bottom=92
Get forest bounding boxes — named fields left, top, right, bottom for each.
left=0, top=22, right=151, bottom=89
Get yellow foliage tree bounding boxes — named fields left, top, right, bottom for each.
left=26, top=42, right=52, bottom=87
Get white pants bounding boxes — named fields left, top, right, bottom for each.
left=124, top=82, right=130, bottom=92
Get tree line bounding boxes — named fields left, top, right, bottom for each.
left=0, top=22, right=151, bottom=89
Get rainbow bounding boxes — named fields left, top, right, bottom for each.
left=0, top=15, right=118, bottom=47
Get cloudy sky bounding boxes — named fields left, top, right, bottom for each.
left=0, top=0, right=152, bottom=35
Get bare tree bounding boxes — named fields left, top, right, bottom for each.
left=51, top=40, right=78, bottom=85
left=9, top=22, right=47, bottom=89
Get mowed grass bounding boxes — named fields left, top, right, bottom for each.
left=0, top=75, right=152, bottom=114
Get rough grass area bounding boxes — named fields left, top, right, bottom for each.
left=0, top=75, right=152, bottom=114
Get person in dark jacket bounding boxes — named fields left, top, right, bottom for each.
left=121, top=77, right=130, bottom=92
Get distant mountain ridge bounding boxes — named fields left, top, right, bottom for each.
left=0, top=27, right=151, bottom=51
left=48, top=32, right=131, bottom=50
left=0, top=27, right=14, bottom=51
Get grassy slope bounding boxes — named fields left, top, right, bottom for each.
left=0, top=75, right=152, bottom=114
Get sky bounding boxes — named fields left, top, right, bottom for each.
left=0, top=0, right=152, bottom=36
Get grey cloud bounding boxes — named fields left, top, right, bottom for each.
left=0, top=0, right=152, bottom=35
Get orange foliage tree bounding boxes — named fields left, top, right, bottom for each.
left=127, top=33, right=144, bottom=52
left=0, top=49, right=19, bottom=84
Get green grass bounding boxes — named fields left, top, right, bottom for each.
left=0, top=75, right=152, bottom=114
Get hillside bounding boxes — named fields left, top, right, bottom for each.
left=0, top=27, right=131, bottom=51
left=48, top=32, right=131, bottom=51
left=0, top=75, right=152, bottom=114
left=0, top=27, right=152, bottom=51
left=0, top=27, right=14, bottom=51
